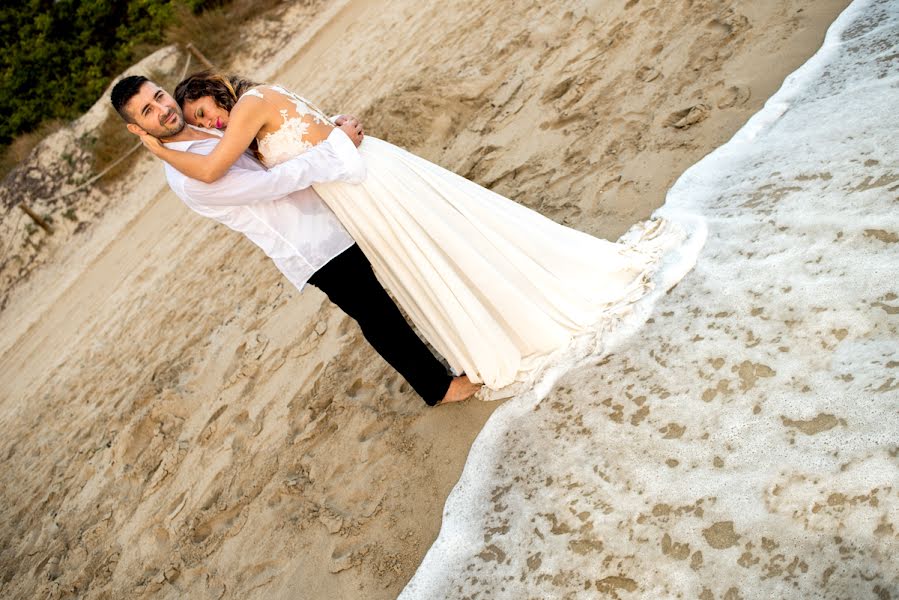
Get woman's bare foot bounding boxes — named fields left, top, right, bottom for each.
left=438, top=375, right=481, bottom=405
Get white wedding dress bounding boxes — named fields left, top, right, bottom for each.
left=252, top=85, right=682, bottom=397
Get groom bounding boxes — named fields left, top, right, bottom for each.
left=109, top=75, right=480, bottom=406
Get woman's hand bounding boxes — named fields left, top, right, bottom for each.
left=334, top=115, right=365, bottom=147
left=136, top=131, right=166, bottom=157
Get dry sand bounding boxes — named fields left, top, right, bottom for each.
left=0, top=0, right=851, bottom=598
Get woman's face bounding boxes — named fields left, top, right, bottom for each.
left=181, top=96, right=230, bottom=130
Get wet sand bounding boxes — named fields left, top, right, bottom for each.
left=0, top=1, right=852, bottom=597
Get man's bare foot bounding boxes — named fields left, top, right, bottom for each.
left=438, top=375, right=481, bottom=405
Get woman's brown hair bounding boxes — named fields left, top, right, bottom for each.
left=174, top=70, right=264, bottom=159
left=174, top=70, right=260, bottom=112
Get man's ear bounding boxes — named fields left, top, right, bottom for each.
left=126, top=123, right=146, bottom=136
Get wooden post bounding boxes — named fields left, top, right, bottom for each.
left=19, top=203, right=53, bottom=235
left=186, top=43, right=215, bottom=70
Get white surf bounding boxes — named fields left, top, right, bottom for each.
left=400, top=0, right=899, bottom=597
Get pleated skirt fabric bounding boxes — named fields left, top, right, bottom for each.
left=314, top=136, right=671, bottom=394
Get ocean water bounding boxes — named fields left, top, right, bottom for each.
left=401, top=0, right=899, bottom=598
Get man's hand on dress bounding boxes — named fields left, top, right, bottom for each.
left=335, top=115, right=365, bottom=147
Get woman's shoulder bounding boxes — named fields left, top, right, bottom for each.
left=236, top=84, right=274, bottom=103
left=238, top=85, right=307, bottom=110
left=244, top=85, right=324, bottom=114
left=240, top=84, right=296, bottom=101
left=235, top=84, right=331, bottom=127
left=232, top=85, right=292, bottom=119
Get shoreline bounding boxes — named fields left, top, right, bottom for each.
left=0, top=1, right=853, bottom=598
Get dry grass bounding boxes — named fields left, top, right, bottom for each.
left=166, top=0, right=289, bottom=68
left=0, top=120, right=67, bottom=183
left=86, top=108, right=144, bottom=186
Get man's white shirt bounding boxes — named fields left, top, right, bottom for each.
left=161, top=126, right=364, bottom=290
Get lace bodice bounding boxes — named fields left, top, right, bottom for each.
left=248, top=85, right=334, bottom=168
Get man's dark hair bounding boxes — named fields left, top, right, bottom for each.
left=110, top=75, right=149, bottom=123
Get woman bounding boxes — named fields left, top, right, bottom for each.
left=139, top=71, right=681, bottom=398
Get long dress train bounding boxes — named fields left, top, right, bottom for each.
left=254, top=85, right=683, bottom=397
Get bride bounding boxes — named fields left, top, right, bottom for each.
left=138, top=71, right=680, bottom=397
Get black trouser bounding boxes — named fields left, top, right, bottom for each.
left=307, top=244, right=452, bottom=405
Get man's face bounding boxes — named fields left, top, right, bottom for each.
left=123, top=82, right=185, bottom=138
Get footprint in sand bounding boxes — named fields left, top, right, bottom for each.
left=716, top=84, right=751, bottom=109
left=636, top=65, right=661, bottom=82
left=197, top=404, right=228, bottom=445
left=223, top=332, right=269, bottom=387
left=665, top=103, right=711, bottom=129
left=117, top=412, right=158, bottom=467
left=190, top=503, right=247, bottom=544
left=329, top=540, right=368, bottom=574
left=705, top=12, right=749, bottom=39
left=357, top=412, right=391, bottom=444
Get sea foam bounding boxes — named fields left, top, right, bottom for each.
left=401, top=0, right=899, bottom=597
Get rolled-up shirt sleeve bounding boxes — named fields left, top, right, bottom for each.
left=182, top=127, right=366, bottom=207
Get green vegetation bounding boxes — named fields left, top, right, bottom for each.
left=0, top=0, right=285, bottom=178
left=1, top=1, right=205, bottom=146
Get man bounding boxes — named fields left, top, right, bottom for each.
left=110, top=75, right=480, bottom=406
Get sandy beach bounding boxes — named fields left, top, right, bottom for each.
left=1, top=0, right=881, bottom=598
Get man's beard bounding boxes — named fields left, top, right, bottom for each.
left=156, top=109, right=185, bottom=137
